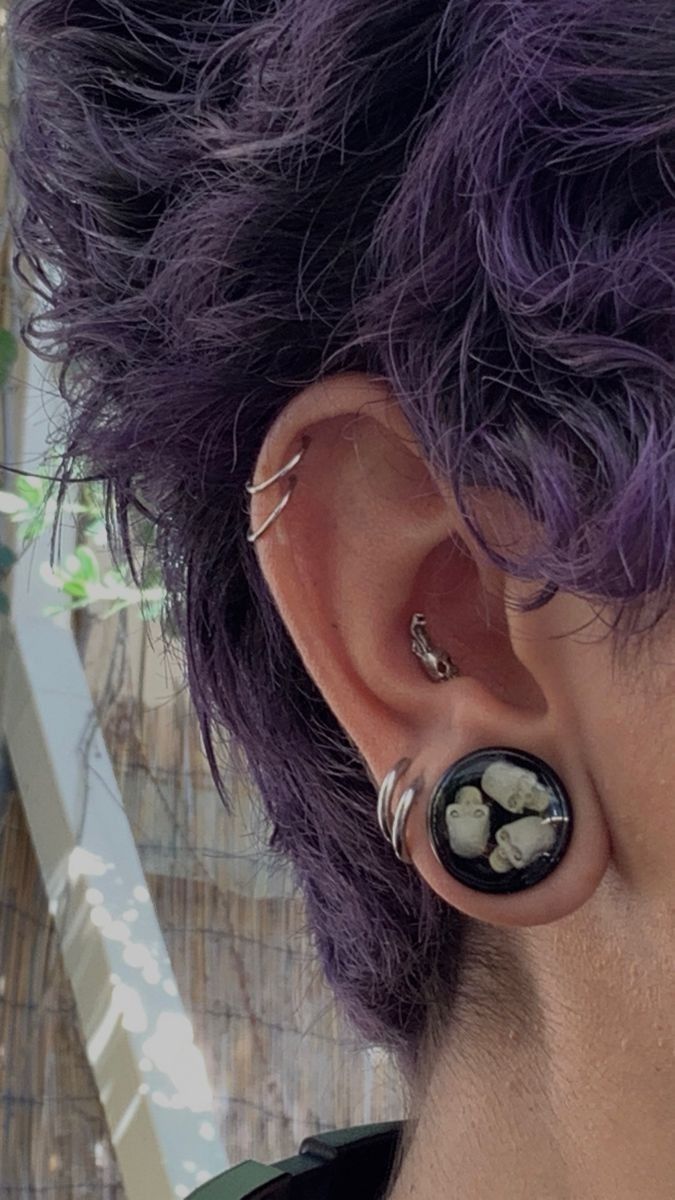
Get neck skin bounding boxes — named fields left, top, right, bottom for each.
left=387, top=603, right=675, bottom=1200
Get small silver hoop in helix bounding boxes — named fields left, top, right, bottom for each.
left=377, top=758, right=422, bottom=864
left=246, top=437, right=309, bottom=544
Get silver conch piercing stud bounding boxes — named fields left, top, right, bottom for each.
left=246, top=437, right=309, bottom=544
left=377, top=748, right=574, bottom=893
left=410, top=613, right=460, bottom=681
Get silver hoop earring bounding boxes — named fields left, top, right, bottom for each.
left=377, top=747, right=574, bottom=893
left=376, top=758, right=421, bottom=864
left=246, top=437, right=309, bottom=544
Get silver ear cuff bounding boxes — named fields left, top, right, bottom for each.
left=246, top=437, right=309, bottom=544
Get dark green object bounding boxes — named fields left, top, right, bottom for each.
left=0, top=543, right=16, bottom=572
left=0, top=542, right=15, bottom=615
left=187, top=1121, right=405, bottom=1200
left=0, top=328, right=17, bottom=390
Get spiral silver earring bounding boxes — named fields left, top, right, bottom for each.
left=377, top=748, right=574, bottom=894
left=246, top=437, right=309, bottom=544
left=376, top=757, right=422, bottom=864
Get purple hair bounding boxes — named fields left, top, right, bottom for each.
left=7, top=0, right=675, bottom=1081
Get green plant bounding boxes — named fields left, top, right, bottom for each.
left=0, top=328, right=18, bottom=390
left=0, top=472, right=166, bottom=623
left=0, top=322, right=163, bottom=623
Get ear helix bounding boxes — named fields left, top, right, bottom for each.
left=242, top=425, right=579, bottom=898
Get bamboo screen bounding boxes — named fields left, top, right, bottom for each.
left=80, top=609, right=404, bottom=1167
left=0, top=14, right=404, bottom=1197
left=0, top=786, right=124, bottom=1198
left=0, top=614, right=403, bottom=1198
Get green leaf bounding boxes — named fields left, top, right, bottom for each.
left=16, top=475, right=48, bottom=508
left=20, top=513, right=46, bottom=543
left=74, top=544, right=100, bottom=582
left=0, top=591, right=9, bottom=615
left=0, top=329, right=18, bottom=390
left=62, top=579, right=89, bottom=599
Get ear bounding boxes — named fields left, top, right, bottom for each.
left=248, top=371, right=610, bottom=928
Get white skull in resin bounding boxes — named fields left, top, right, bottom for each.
left=488, top=816, right=556, bottom=873
left=445, top=786, right=490, bottom=858
left=481, top=761, right=550, bottom=815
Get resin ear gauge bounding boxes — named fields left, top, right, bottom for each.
left=379, top=747, right=574, bottom=895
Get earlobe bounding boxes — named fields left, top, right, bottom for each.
left=248, top=371, right=612, bottom=929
